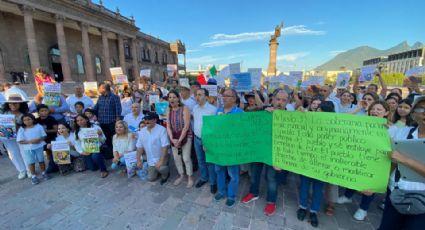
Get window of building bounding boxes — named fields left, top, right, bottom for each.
left=147, top=50, right=151, bottom=61
left=95, top=56, right=102, bottom=74
left=124, top=44, right=131, bottom=58
left=155, top=51, right=158, bottom=64
left=111, top=58, right=117, bottom=67
left=76, top=54, right=85, bottom=74
left=141, top=48, right=145, bottom=60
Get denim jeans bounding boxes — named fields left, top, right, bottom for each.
left=249, top=163, right=278, bottom=203
left=344, top=189, right=375, bottom=210
left=194, top=136, right=216, bottom=185
left=215, top=164, right=239, bottom=200
left=378, top=189, right=425, bottom=230
left=84, top=152, right=107, bottom=172
left=299, top=175, right=325, bottom=212
left=111, top=156, right=126, bottom=170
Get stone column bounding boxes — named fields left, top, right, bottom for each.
left=131, top=38, right=138, bottom=82
left=0, top=50, right=5, bottom=82
left=22, top=6, right=40, bottom=77
left=55, top=15, right=72, bottom=82
left=117, top=34, right=126, bottom=74
left=101, top=29, right=111, bottom=80
left=81, top=22, right=95, bottom=81
left=267, top=40, right=279, bottom=76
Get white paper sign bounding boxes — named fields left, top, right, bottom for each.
left=228, top=63, right=241, bottom=75
left=248, top=68, right=262, bottom=89
left=114, top=74, right=128, bottom=84
left=201, top=85, right=218, bottom=97
left=289, top=71, right=303, bottom=87
left=167, top=64, right=177, bottom=77
left=359, top=65, right=377, bottom=82
left=51, top=141, right=71, bottom=164
left=43, top=83, right=61, bottom=106
left=140, top=69, right=151, bottom=78
left=179, top=78, right=190, bottom=88
left=123, top=151, right=137, bottom=178
left=149, top=95, right=160, bottom=105
left=336, top=72, right=351, bottom=88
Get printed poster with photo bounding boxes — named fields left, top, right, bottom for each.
left=140, top=69, right=151, bottom=78
left=0, top=115, right=16, bottom=139
left=167, top=64, right=178, bottom=77
left=155, top=102, right=169, bottom=115
left=124, top=151, right=138, bottom=178
left=231, top=72, right=252, bottom=92
left=80, top=128, right=100, bottom=153
left=83, top=81, right=98, bottom=98
left=336, top=72, right=351, bottom=88
left=51, top=141, right=71, bottom=164
left=43, top=83, right=61, bottom=106
left=359, top=65, right=376, bottom=82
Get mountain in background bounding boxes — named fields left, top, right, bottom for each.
left=315, top=41, right=424, bottom=70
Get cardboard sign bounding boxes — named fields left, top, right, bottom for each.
left=231, top=72, right=252, bottom=92
left=0, top=115, right=16, bottom=139
left=43, top=83, right=61, bottom=106
left=51, top=141, right=71, bottom=164
left=80, top=128, right=100, bottom=153
left=83, top=82, right=98, bottom=98
left=336, top=72, right=350, bottom=88
left=359, top=66, right=376, bottom=82
left=114, top=74, right=128, bottom=84
left=110, top=67, right=123, bottom=76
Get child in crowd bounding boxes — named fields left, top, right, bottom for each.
left=84, top=108, right=98, bottom=126
left=36, top=104, right=58, bottom=174
left=16, top=113, right=49, bottom=185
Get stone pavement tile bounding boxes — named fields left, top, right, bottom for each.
left=79, top=211, right=110, bottom=229
left=154, top=196, right=183, bottom=218
left=177, top=205, right=207, bottom=229
left=367, top=212, right=383, bottom=230
left=236, top=203, right=253, bottom=218
left=21, top=200, right=71, bottom=228
left=250, top=219, right=268, bottom=230
left=232, top=214, right=251, bottom=229
left=212, top=212, right=234, bottom=230
left=195, top=219, right=215, bottom=230
left=36, top=212, right=66, bottom=229
left=200, top=205, right=222, bottom=222
left=333, top=208, right=374, bottom=230
left=194, top=187, right=213, bottom=207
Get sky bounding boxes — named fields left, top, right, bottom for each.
left=102, top=0, right=425, bottom=71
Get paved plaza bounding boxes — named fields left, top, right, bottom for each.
left=0, top=155, right=384, bottom=230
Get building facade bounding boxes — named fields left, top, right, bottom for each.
left=0, top=0, right=186, bottom=84
left=363, top=48, right=424, bottom=73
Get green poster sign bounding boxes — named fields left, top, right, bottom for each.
left=272, top=110, right=392, bottom=193
left=202, top=111, right=272, bottom=166
left=202, top=110, right=392, bottom=193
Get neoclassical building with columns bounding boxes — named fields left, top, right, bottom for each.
left=0, top=0, right=186, bottom=84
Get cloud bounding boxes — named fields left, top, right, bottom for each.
left=186, top=49, right=201, bottom=53
left=277, top=52, right=310, bottom=62
left=315, top=21, right=326, bottom=25
left=329, top=50, right=346, bottom=56
left=200, top=25, right=325, bottom=47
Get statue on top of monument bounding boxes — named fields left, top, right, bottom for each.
left=270, top=22, right=284, bottom=43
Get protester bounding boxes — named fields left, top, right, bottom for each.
left=378, top=95, right=425, bottom=230
left=36, top=104, right=58, bottom=174
left=66, top=85, right=94, bottom=114
left=16, top=113, right=49, bottom=185
left=213, top=88, right=244, bottom=207
left=120, top=90, right=133, bottom=117
left=73, top=114, right=108, bottom=178
left=123, top=103, right=144, bottom=133
left=180, top=84, right=197, bottom=113
left=166, top=90, right=194, bottom=187
left=46, top=123, right=78, bottom=175
left=192, top=88, right=217, bottom=193
left=242, top=89, right=290, bottom=215
left=93, top=83, right=122, bottom=159
left=1, top=88, right=29, bottom=179
left=136, top=112, right=170, bottom=184
left=84, top=108, right=99, bottom=126
left=111, top=120, right=136, bottom=173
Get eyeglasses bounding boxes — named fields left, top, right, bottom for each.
left=222, top=94, right=234, bottom=98
left=413, top=108, right=425, bottom=113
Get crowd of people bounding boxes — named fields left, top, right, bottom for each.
left=0, top=70, right=424, bottom=229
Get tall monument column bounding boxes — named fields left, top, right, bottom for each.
left=22, top=6, right=40, bottom=76
left=101, top=29, right=112, bottom=80
left=267, top=22, right=284, bottom=76
left=117, top=34, right=126, bottom=74
left=55, top=15, right=73, bottom=82
left=81, top=22, right=95, bottom=81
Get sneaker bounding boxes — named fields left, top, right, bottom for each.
left=18, top=171, right=27, bottom=180
left=353, top=208, right=367, bottom=221
left=27, top=171, right=32, bottom=178
left=42, top=173, right=50, bottom=181
left=186, top=177, right=194, bottom=188
left=310, top=212, right=319, bottom=228
left=336, top=196, right=352, bottom=204
left=264, top=203, right=276, bottom=216
left=241, top=193, right=259, bottom=204
left=225, top=199, right=236, bottom=207
left=210, top=184, right=217, bottom=194
left=31, top=176, right=39, bottom=185
left=173, top=176, right=184, bottom=186
left=214, top=193, right=225, bottom=202
left=297, top=208, right=307, bottom=221
left=195, top=180, right=207, bottom=188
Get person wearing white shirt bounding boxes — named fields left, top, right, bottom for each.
left=136, top=112, right=170, bottom=184
left=123, top=103, right=144, bottom=133
left=180, top=86, right=197, bottom=113
left=66, top=85, right=94, bottom=113
left=192, top=88, right=218, bottom=193
left=378, top=96, right=425, bottom=229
